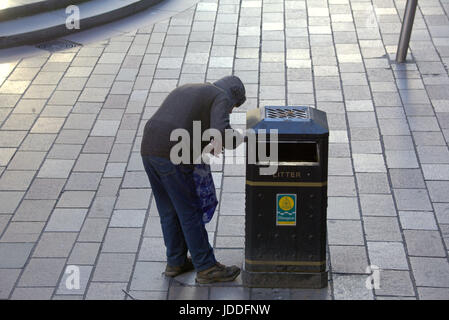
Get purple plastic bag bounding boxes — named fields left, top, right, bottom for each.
left=193, top=163, right=218, bottom=224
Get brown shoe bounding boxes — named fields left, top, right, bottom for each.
left=196, top=262, right=241, bottom=284
left=164, top=257, right=195, bottom=277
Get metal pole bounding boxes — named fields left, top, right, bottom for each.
left=396, top=0, right=418, bottom=63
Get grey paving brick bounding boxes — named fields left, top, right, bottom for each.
left=47, top=144, right=82, bottom=160
left=33, top=232, right=77, bottom=258
left=115, top=189, right=151, bottom=210
left=367, top=242, right=409, bottom=270
left=40, top=105, right=72, bottom=118
left=332, top=274, right=374, bottom=300
left=0, top=94, right=20, bottom=108
left=374, top=270, right=415, bottom=297
left=222, top=177, right=245, bottom=193
left=0, top=269, right=21, bottom=299
left=434, top=203, right=449, bottom=224
left=92, top=253, right=135, bottom=282
left=31, top=117, right=65, bottom=134
left=215, top=236, right=244, bottom=249
left=123, top=290, right=166, bottom=300
left=0, top=221, right=44, bottom=242
left=137, top=237, right=166, bottom=262
left=0, top=170, right=35, bottom=191
left=0, top=80, right=30, bottom=94
left=88, top=196, right=116, bottom=218
left=102, top=228, right=141, bottom=253
left=55, top=130, right=89, bottom=144
left=45, top=208, right=87, bottom=232
left=210, top=287, right=251, bottom=300
left=219, top=193, right=245, bottom=215
left=20, top=134, right=56, bottom=151
left=11, top=287, right=54, bottom=300
left=0, top=243, right=34, bottom=268
left=356, top=173, right=390, bottom=194
left=422, top=164, right=449, bottom=180
left=83, top=137, right=115, bottom=154
left=2, top=114, right=37, bottom=130
left=353, top=154, right=386, bottom=173
left=413, top=131, right=447, bottom=146
left=109, top=143, right=132, bottom=162
left=427, top=181, right=449, bottom=202
left=363, top=217, right=402, bottom=241
left=37, top=159, right=75, bottom=179
left=86, top=282, right=127, bottom=300
left=73, top=154, right=108, bottom=172
left=78, top=218, right=109, bottom=242
left=110, top=210, right=146, bottom=228
left=130, top=261, right=170, bottom=291
left=68, top=241, right=101, bottom=265
left=328, top=157, right=353, bottom=175
left=116, top=130, right=137, bottom=144
left=250, top=287, right=291, bottom=301
left=328, top=176, right=357, bottom=196
left=327, top=197, right=360, bottom=219
left=408, top=116, right=441, bottom=131
left=0, top=131, right=27, bottom=148
left=417, top=287, right=449, bottom=300
left=25, top=178, right=65, bottom=200
left=143, top=216, right=162, bottom=237
left=399, top=211, right=438, bottom=230
left=91, top=120, right=121, bottom=137
left=217, top=215, right=244, bottom=237
left=0, top=148, right=16, bottom=167
left=404, top=230, right=446, bottom=257
left=290, top=286, right=332, bottom=300
left=65, top=172, right=102, bottom=191
left=383, top=135, right=414, bottom=151
left=97, top=178, right=121, bottom=197
left=329, top=245, right=369, bottom=274
left=385, top=151, right=419, bottom=169
left=351, top=140, right=382, bottom=154
left=360, top=194, right=396, bottom=216
left=417, top=146, right=449, bottom=164
left=18, top=258, right=66, bottom=287
left=122, top=171, right=151, bottom=188
left=104, top=163, right=127, bottom=178
left=169, top=285, right=209, bottom=300
left=327, top=220, right=364, bottom=245
left=56, top=191, right=95, bottom=208
left=394, top=189, right=432, bottom=211
left=0, top=215, right=11, bottom=235
left=78, top=88, right=109, bottom=103
left=410, top=257, right=449, bottom=287
left=389, top=169, right=425, bottom=189
left=63, top=114, right=96, bottom=131
left=348, top=112, right=377, bottom=128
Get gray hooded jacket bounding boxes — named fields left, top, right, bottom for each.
left=140, top=76, right=246, bottom=161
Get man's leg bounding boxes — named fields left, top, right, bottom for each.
left=165, top=164, right=240, bottom=283
left=144, top=156, right=239, bottom=283
left=150, top=160, right=217, bottom=271
left=142, top=156, right=188, bottom=267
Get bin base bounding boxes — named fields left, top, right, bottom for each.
left=242, top=269, right=328, bottom=289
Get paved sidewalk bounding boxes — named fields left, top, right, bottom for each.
left=0, top=0, right=449, bottom=300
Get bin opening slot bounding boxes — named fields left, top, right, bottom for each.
left=257, top=141, right=319, bottom=165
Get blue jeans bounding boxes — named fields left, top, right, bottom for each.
left=141, top=155, right=217, bottom=271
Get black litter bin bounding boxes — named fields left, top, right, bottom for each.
left=242, top=106, right=329, bottom=289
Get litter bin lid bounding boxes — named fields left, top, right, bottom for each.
left=246, top=106, right=329, bottom=136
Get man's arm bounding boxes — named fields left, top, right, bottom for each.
left=209, top=94, right=244, bottom=150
